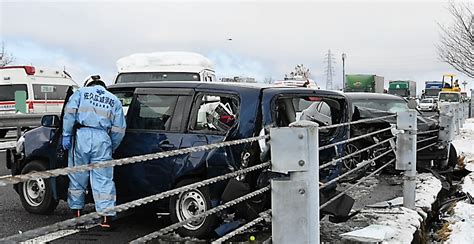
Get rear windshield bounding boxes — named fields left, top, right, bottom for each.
left=116, top=72, right=200, bottom=83
left=0, top=84, right=28, bottom=101
left=420, top=99, right=433, bottom=103
left=32, top=84, right=71, bottom=100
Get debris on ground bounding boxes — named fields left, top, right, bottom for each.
left=439, top=118, right=474, bottom=243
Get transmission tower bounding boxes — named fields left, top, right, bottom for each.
left=324, top=49, right=336, bottom=90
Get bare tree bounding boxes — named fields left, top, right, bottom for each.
left=437, top=2, right=474, bottom=78
left=263, top=76, right=273, bottom=84
left=0, top=42, right=15, bottom=67
left=286, top=64, right=311, bottom=79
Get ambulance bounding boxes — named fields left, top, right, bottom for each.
left=0, top=65, right=78, bottom=137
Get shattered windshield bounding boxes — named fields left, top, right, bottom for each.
left=352, top=99, right=409, bottom=113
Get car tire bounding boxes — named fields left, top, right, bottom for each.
left=0, top=129, right=7, bottom=139
left=448, top=144, right=458, bottom=168
left=19, top=160, right=59, bottom=214
left=169, top=178, right=216, bottom=238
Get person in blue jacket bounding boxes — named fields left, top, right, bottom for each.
left=62, top=75, right=126, bottom=229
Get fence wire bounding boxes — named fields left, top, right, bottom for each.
left=320, top=158, right=396, bottom=209
left=320, top=148, right=394, bottom=189
left=130, top=186, right=270, bottom=243
left=0, top=135, right=269, bottom=186
left=319, top=114, right=397, bottom=130
left=417, top=142, right=438, bottom=152
left=320, top=137, right=395, bottom=170
left=416, top=135, right=438, bottom=144
left=0, top=162, right=270, bottom=242
left=319, top=127, right=392, bottom=151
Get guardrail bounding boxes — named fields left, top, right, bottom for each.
left=0, top=113, right=60, bottom=139
left=0, top=108, right=465, bottom=243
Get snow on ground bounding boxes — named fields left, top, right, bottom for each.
left=444, top=118, right=474, bottom=243
left=445, top=201, right=474, bottom=244
left=340, top=173, right=441, bottom=243
left=452, top=118, right=474, bottom=170
left=416, top=173, right=442, bottom=213
left=461, top=172, right=474, bottom=196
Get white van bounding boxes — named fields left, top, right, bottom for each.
left=0, top=65, right=78, bottom=114
left=114, top=52, right=216, bottom=84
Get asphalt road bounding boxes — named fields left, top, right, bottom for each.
left=0, top=150, right=171, bottom=243
left=0, top=151, right=70, bottom=238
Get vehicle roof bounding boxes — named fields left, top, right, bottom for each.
left=108, top=81, right=344, bottom=96
left=116, top=52, right=214, bottom=73
left=344, top=92, right=404, bottom=100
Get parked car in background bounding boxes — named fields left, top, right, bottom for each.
left=7, top=81, right=353, bottom=237
left=418, top=98, right=438, bottom=112
left=0, top=65, right=78, bottom=138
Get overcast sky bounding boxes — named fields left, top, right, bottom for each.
left=0, top=0, right=472, bottom=94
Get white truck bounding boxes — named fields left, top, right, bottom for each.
left=114, top=52, right=216, bottom=84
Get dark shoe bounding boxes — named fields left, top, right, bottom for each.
left=71, top=209, right=83, bottom=218
left=99, top=216, right=116, bottom=231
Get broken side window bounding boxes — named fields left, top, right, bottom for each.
left=274, top=95, right=343, bottom=135
left=190, top=94, right=240, bottom=134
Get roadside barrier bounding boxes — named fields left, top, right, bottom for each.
left=0, top=107, right=466, bottom=243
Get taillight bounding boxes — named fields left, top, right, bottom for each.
left=24, top=66, right=35, bottom=75
left=28, top=102, right=34, bottom=113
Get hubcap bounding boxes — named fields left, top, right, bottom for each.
left=175, top=190, right=207, bottom=231
left=22, top=174, right=46, bottom=207
left=344, top=144, right=363, bottom=171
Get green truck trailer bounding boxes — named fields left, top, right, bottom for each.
left=344, top=74, right=384, bottom=93
left=388, top=80, right=416, bottom=98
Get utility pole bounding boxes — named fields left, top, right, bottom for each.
left=342, top=53, right=347, bottom=91
left=324, top=49, right=335, bottom=90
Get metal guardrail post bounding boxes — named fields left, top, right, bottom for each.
left=438, top=104, right=455, bottom=169
left=270, top=124, right=319, bottom=244
left=395, top=110, right=417, bottom=209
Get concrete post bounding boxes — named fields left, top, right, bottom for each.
left=395, top=110, right=417, bottom=209
left=270, top=124, right=319, bottom=244
left=439, top=104, right=455, bottom=168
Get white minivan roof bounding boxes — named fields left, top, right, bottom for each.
left=116, top=52, right=214, bottom=73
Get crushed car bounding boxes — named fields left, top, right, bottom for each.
left=341, top=92, right=457, bottom=179
left=7, top=81, right=355, bottom=237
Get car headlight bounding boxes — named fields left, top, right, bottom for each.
left=16, top=136, right=25, bottom=153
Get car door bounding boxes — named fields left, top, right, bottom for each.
left=175, top=91, right=241, bottom=198
left=113, top=88, right=193, bottom=203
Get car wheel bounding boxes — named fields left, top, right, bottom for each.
left=448, top=144, right=458, bottom=168
left=19, top=160, right=59, bottom=214
left=169, top=178, right=216, bottom=238
left=341, top=142, right=368, bottom=182
left=0, top=129, right=7, bottom=139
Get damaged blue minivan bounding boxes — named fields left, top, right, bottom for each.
left=6, top=81, right=351, bottom=237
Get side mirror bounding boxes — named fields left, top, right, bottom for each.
left=41, top=115, right=60, bottom=127
left=407, top=100, right=418, bottom=109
